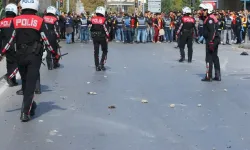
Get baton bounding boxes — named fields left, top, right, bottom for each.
left=53, top=52, right=68, bottom=59
left=8, top=68, right=19, bottom=79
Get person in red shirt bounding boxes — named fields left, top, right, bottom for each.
left=153, top=13, right=163, bottom=43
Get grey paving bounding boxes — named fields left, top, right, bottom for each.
left=0, top=41, right=250, bottom=150
left=0, top=57, right=6, bottom=79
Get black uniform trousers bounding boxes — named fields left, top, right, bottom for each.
left=17, top=53, right=41, bottom=115
left=205, top=37, right=221, bottom=78
left=236, top=26, right=241, bottom=43
left=6, top=49, right=17, bottom=82
left=93, top=38, right=108, bottom=67
left=46, top=32, right=58, bottom=69
left=179, top=31, right=193, bottom=60
left=72, top=27, right=75, bottom=43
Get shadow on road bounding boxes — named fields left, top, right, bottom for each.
left=32, top=101, right=67, bottom=119
left=41, top=84, right=53, bottom=93
left=195, top=73, right=205, bottom=78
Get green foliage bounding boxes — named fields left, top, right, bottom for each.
left=81, top=0, right=104, bottom=12
left=0, top=0, right=2, bottom=10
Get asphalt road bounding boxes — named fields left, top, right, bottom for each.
left=0, top=41, right=250, bottom=150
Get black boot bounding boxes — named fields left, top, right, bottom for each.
left=16, top=89, right=23, bottom=95
left=11, top=77, right=18, bottom=86
left=100, top=53, right=107, bottom=70
left=213, top=70, right=221, bottom=81
left=96, top=66, right=101, bottom=71
left=188, top=56, right=192, bottom=63
left=179, top=58, right=185, bottom=62
left=48, top=65, right=53, bottom=70
left=53, top=63, right=60, bottom=69
left=4, top=75, right=18, bottom=87
left=201, top=76, right=212, bottom=82
left=53, top=59, right=60, bottom=69
left=20, top=113, right=31, bottom=122
left=100, top=65, right=106, bottom=71
left=30, top=102, right=37, bottom=117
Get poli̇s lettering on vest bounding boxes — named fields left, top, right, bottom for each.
left=0, top=20, right=11, bottom=27
left=16, top=18, right=38, bottom=28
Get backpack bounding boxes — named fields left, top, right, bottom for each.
left=124, top=17, right=131, bottom=27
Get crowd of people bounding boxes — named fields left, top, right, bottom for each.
left=57, top=7, right=250, bottom=46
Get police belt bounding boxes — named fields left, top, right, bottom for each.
left=91, top=31, right=105, bottom=38
left=17, top=42, right=42, bottom=55
left=183, top=29, right=193, bottom=32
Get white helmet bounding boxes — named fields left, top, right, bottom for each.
left=46, top=6, right=57, bottom=15
left=95, top=6, right=105, bottom=16
left=204, top=3, right=213, bottom=14
left=182, top=7, right=191, bottom=14
left=20, top=0, right=39, bottom=11
left=199, top=4, right=206, bottom=9
left=5, top=3, right=17, bottom=15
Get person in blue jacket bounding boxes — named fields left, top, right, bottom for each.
left=65, top=12, right=74, bottom=44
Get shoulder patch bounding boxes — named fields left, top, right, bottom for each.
left=209, top=20, right=213, bottom=24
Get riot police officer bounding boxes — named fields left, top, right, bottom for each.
left=90, top=6, right=109, bottom=71
left=0, top=0, right=60, bottom=122
left=0, top=3, right=18, bottom=87
left=201, top=4, right=221, bottom=82
left=176, top=7, right=197, bottom=63
left=43, top=6, right=60, bottom=70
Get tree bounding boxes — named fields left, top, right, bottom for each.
left=162, top=0, right=172, bottom=13
left=172, top=0, right=183, bottom=11
left=81, top=0, right=104, bottom=12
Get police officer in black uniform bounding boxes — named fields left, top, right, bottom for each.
left=90, top=6, right=109, bottom=71
left=0, top=0, right=60, bottom=122
left=0, top=3, right=18, bottom=87
left=201, top=4, right=221, bottom=82
left=44, top=6, right=60, bottom=70
left=176, top=7, right=197, bottom=63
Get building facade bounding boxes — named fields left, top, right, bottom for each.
left=218, top=0, right=242, bottom=10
